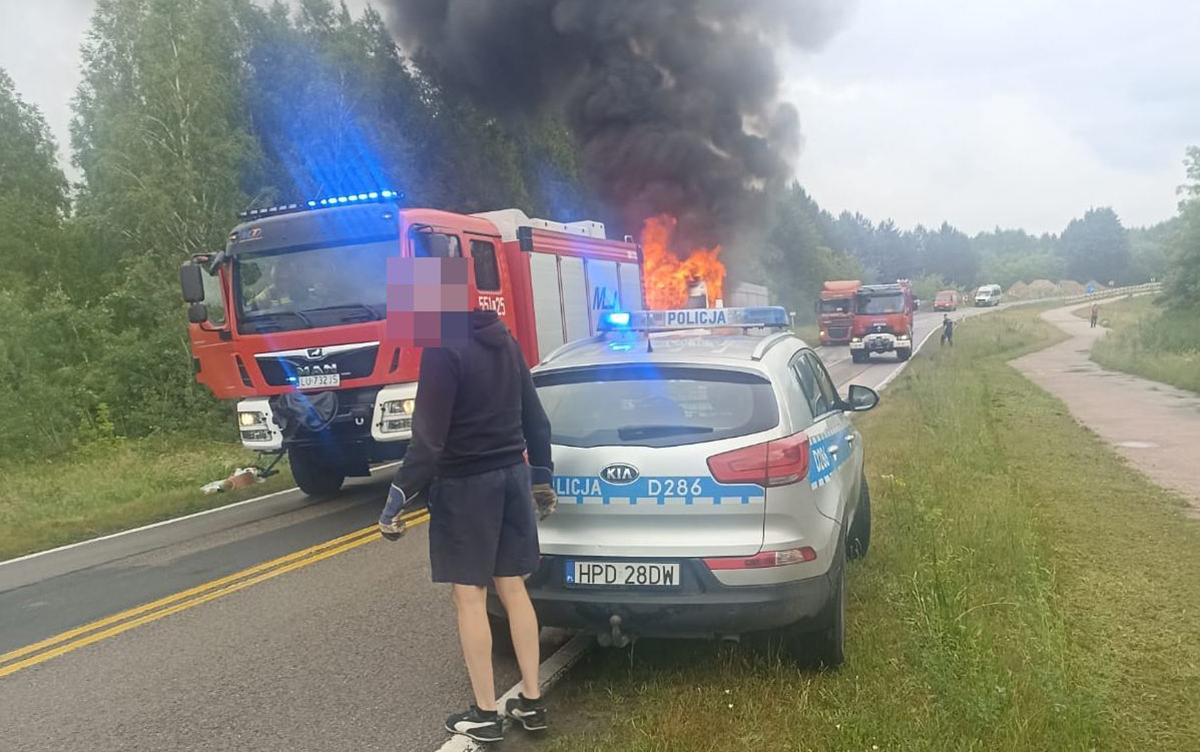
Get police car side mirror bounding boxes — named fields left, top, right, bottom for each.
left=842, top=384, right=879, bottom=412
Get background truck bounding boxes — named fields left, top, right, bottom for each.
left=849, top=280, right=916, bottom=363
left=816, top=280, right=861, bottom=345
left=179, top=194, right=643, bottom=496
left=725, top=281, right=770, bottom=307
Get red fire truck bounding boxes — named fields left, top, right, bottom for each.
left=816, top=280, right=861, bottom=345
left=179, top=193, right=643, bottom=496
left=848, top=280, right=916, bottom=363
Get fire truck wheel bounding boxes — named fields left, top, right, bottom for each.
left=288, top=448, right=346, bottom=497
left=851, top=351, right=868, bottom=364
left=896, top=349, right=911, bottom=362
left=847, top=475, right=871, bottom=560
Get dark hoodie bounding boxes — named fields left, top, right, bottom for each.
left=392, top=310, right=552, bottom=501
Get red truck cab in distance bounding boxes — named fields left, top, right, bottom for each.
left=180, top=197, right=643, bottom=496
left=816, top=280, right=861, bottom=345
left=848, top=280, right=916, bottom=363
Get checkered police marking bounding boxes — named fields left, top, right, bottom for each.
left=553, top=476, right=765, bottom=506
left=808, top=426, right=852, bottom=489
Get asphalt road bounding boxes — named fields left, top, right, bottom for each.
left=0, top=306, right=983, bottom=752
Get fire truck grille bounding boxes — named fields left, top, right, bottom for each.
left=828, top=326, right=850, bottom=340
left=256, top=346, right=379, bottom=387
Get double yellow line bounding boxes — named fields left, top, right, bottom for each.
left=0, top=508, right=430, bottom=679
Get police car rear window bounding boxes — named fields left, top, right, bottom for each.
left=533, top=366, right=779, bottom=448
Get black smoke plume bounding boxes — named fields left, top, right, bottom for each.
left=384, top=0, right=853, bottom=253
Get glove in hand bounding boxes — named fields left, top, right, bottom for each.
left=378, top=484, right=408, bottom=541
left=533, top=484, right=557, bottom=520
left=530, top=466, right=557, bottom=520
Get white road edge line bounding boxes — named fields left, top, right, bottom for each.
left=435, top=632, right=593, bottom=752
left=0, top=460, right=403, bottom=569
left=874, top=321, right=943, bottom=392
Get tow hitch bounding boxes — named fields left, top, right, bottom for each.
left=597, top=614, right=633, bottom=648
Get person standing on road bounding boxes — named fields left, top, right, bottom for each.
left=941, top=314, right=954, bottom=346
left=378, top=307, right=558, bottom=744
left=1090, top=302, right=1099, bottom=328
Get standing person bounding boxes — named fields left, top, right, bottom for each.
left=941, top=314, right=954, bottom=346
left=378, top=308, right=558, bottom=744
left=1090, top=302, right=1099, bottom=328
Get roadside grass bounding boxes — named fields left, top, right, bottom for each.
left=1074, top=295, right=1200, bottom=393
left=793, top=323, right=820, bottom=345
left=0, top=436, right=299, bottom=561
left=535, top=308, right=1200, bottom=752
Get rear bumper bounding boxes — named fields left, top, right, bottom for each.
left=498, top=556, right=836, bottom=638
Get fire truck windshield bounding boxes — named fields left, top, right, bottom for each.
left=818, top=298, right=852, bottom=314
left=235, top=240, right=393, bottom=333
left=857, top=292, right=905, bottom=315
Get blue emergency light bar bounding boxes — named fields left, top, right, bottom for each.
left=237, top=189, right=403, bottom=220
left=599, top=306, right=790, bottom=332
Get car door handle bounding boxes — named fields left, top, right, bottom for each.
left=846, top=434, right=856, bottom=444
left=829, top=444, right=840, bottom=456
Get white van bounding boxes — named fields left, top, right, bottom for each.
left=974, top=284, right=1002, bottom=307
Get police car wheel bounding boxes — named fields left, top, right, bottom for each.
left=777, top=547, right=846, bottom=669
left=847, top=476, right=871, bottom=560
left=800, top=548, right=846, bottom=669
left=287, top=447, right=346, bottom=497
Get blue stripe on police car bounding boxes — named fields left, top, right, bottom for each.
left=554, top=475, right=765, bottom=505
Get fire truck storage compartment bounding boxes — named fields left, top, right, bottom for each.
left=528, top=251, right=643, bottom=361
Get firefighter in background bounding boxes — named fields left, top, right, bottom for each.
left=1090, top=302, right=1099, bottom=328
left=941, top=314, right=954, bottom=346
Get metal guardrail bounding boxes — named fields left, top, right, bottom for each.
left=1002, top=281, right=1163, bottom=309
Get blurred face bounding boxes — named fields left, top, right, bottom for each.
left=387, top=257, right=471, bottom=348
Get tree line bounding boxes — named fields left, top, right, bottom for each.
left=744, top=186, right=1179, bottom=316
left=0, top=0, right=593, bottom=461
left=0, top=0, right=1194, bottom=462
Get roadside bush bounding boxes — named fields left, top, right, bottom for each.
left=1091, top=299, right=1200, bottom=393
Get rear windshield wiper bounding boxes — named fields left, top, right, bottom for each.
left=300, top=304, right=382, bottom=321
left=241, top=310, right=314, bottom=330
left=617, top=425, right=715, bottom=440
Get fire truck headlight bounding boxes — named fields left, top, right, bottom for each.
left=238, top=411, right=265, bottom=427
left=819, top=330, right=826, bottom=337
left=382, top=399, right=417, bottom=416
left=897, top=333, right=910, bottom=340
left=851, top=337, right=862, bottom=343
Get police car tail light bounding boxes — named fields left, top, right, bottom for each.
left=704, top=546, right=817, bottom=570
left=707, top=432, right=810, bottom=487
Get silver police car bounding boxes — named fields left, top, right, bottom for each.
left=507, top=307, right=879, bottom=666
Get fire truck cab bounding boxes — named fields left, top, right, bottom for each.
left=848, top=281, right=916, bottom=363
left=180, top=194, right=643, bottom=496
left=816, top=280, right=861, bottom=345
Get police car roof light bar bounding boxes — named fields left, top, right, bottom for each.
left=598, top=306, right=790, bottom=333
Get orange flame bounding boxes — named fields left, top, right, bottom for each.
left=640, top=215, right=726, bottom=309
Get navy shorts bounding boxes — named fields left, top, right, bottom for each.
left=428, top=463, right=539, bottom=586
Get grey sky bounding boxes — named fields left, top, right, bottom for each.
left=2, top=0, right=1194, bottom=234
